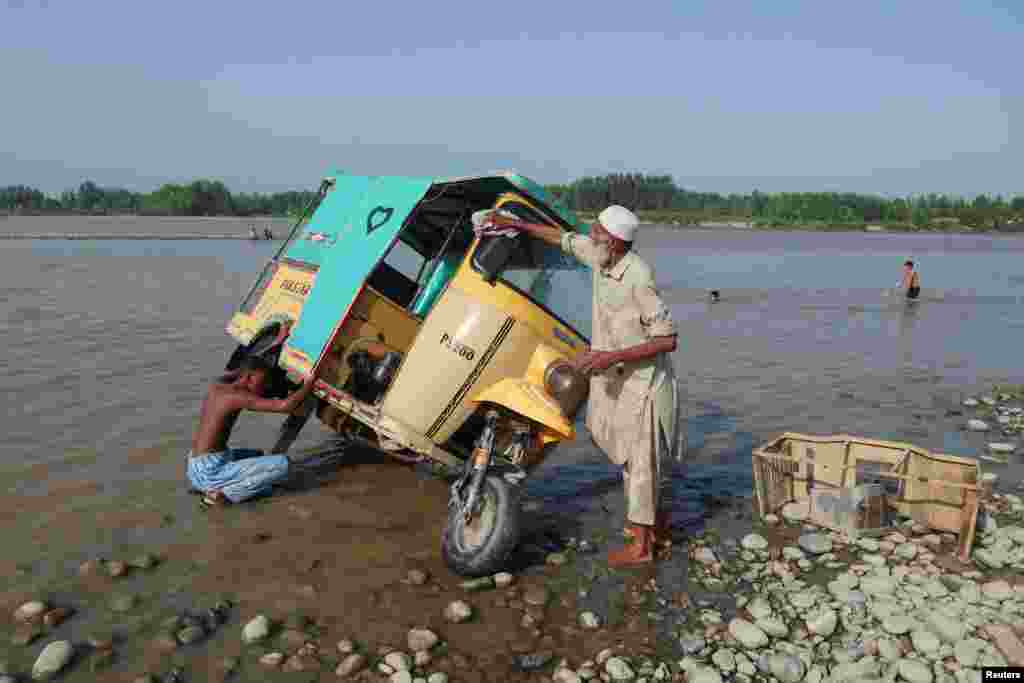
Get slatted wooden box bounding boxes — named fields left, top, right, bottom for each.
left=752, top=432, right=985, bottom=561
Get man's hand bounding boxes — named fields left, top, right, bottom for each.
left=572, top=350, right=618, bottom=374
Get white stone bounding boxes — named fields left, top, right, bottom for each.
left=14, top=601, right=48, bottom=623
left=579, top=611, right=602, bottom=629
left=756, top=617, right=789, bottom=638
left=781, top=502, right=808, bottom=523
left=408, top=629, right=439, bottom=652
left=981, top=580, right=1013, bottom=601
left=806, top=609, right=838, bottom=637
left=911, top=630, right=940, bottom=655
left=428, top=674, right=449, bottom=683
left=690, top=666, right=723, bottom=683
left=443, top=600, right=472, bottom=623
left=605, top=657, right=636, bottom=681
left=988, top=443, right=1017, bottom=454
left=741, top=534, right=768, bottom=551
left=799, top=533, right=833, bottom=555
left=967, top=420, right=989, bottom=432
left=883, top=615, right=916, bottom=635
left=953, top=638, right=986, bottom=668
left=385, top=652, right=412, bottom=672
left=963, top=398, right=979, bottom=407
left=242, top=615, right=271, bottom=643
left=31, top=641, right=74, bottom=681
left=729, top=618, right=769, bottom=648
left=390, top=672, right=413, bottom=683
left=895, top=543, right=919, bottom=560
left=898, top=659, right=933, bottom=683
left=494, top=572, right=515, bottom=588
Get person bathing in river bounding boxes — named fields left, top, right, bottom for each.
left=900, top=260, right=921, bottom=300
left=485, top=206, right=681, bottom=567
left=187, top=324, right=321, bottom=506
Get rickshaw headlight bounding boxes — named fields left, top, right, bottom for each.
left=543, top=360, right=588, bottom=417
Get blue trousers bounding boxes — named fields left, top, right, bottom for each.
left=186, top=448, right=290, bottom=503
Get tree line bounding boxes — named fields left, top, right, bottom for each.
left=0, top=180, right=319, bottom=218
left=543, top=173, right=1024, bottom=230
left=4, top=174, right=1023, bottom=230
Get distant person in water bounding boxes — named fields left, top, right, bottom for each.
left=249, top=225, right=259, bottom=240
left=709, top=290, right=721, bottom=303
left=900, top=260, right=921, bottom=300
left=186, top=324, right=321, bottom=506
left=264, top=227, right=274, bottom=240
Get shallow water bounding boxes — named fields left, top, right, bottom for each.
left=2, top=230, right=1023, bottom=679
left=2, top=231, right=1023, bottom=513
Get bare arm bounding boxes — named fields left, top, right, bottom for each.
left=611, top=335, right=677, bottom=363
left=233, top=374, right=318, bottom=414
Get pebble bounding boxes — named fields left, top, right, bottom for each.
left=106, top=560, right=129, bottom=577
left=78, top=558, right=103, bottom=576
left=981, top=580, right=1013, bottom=601
left=756, top=617, right=789, bottom=638
left=444, top=600, right=472, bottom=623
left=799, top=533, right=833, bottom=555
left=911, top=630, right=940, bottom=654
left=336, top=653, right=367, bottom=677
left=694, top=547, right=718, bottom=564
left=806, top=609, right=838, bottom=637
left=765, top=513, right=780, bottom=525
left=729, top=618, right=769, bottom=648
left=14, top=601, right=48, bottom=622
left=512, top=652, right=553, bottom=671
left=242, top=615, right=271, bottom=643
left=578, top=611, right=602, bottom=629
left=177, top=625, right=205, bottom=645
left=895, top=543, right=919, bottom=560
left=898, top=658, right=934, bottom=683
left=129, top=553, right=159, bottom=570
left=385, top=651, right=412, bottom=672
left=604, top=656, right=635, bottom=681
left=967, top=419, right=990, bottom=432
left=406, top=569, right=429, bottom=585
left=494, top=572, right=515, bottom=588
left=428, top=674, right=449, bottom=683
left=741, top=534, right=768, bottom=551
left=259, top=652, right=284, bottom=668
left=110, top=594, right=138, bottom=613
left=963, top=398, right=979, bottom=407
left=31, top=640, right=74, bottom=680
left=689, top=666, right=723, bottom=683
left=883, top=615, right=916, bottom=635
left=989, top=443, right=1016, bottom=454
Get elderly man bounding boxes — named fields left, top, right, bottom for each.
left=488, top=205, right=680, bottom=566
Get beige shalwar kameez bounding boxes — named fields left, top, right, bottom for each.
left=561, top=232, right=681, bottom=526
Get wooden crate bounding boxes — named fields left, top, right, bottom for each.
left=753, top=432, right=984, bottom=561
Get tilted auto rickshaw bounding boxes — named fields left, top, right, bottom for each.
left=224, top=171, right=594, bottom=575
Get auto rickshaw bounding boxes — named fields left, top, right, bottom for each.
left=224, top=171, right=593, bottom=576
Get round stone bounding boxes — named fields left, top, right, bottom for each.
left=31, top=641, right=74, bottom=680
left=806, top=609, right=838, bottom=637
left=728, top=618, right=769, bottom=648
left=242, top=615, right=271, bottom=644
left=798, top=533, right=833, bottom=555
left=911, top=630, right=940, bottom=655
left=443, top=600, right=472, bottom=623
left=895, top=543, right=918, bottom=560
left=407, top=628, right=438, bottom=652
left=741, top=534, right=768, bottom=551
left=898, top=659, right=933, bottom=683
left=883, top=615, right=916, bottom=635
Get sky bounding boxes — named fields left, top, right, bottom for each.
left=1, top=0, right=1021, bottom=197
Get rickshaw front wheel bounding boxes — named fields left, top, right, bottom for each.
left=441, top=475, right=520, bottom=577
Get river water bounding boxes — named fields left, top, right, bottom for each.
left=2, top=231, right=1024, bottom=515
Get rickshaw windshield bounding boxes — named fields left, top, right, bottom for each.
left=489, top=236, right=592, bottom=343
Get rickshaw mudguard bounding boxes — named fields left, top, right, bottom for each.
left=471, top=379, right=575, bottom=442
left=281, top=175, right=435, bottom=376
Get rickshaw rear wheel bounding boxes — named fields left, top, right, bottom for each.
left=441, top=475, right=520, bottom=577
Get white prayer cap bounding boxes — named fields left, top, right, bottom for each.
left=598, top=205, right=639, bottom=242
